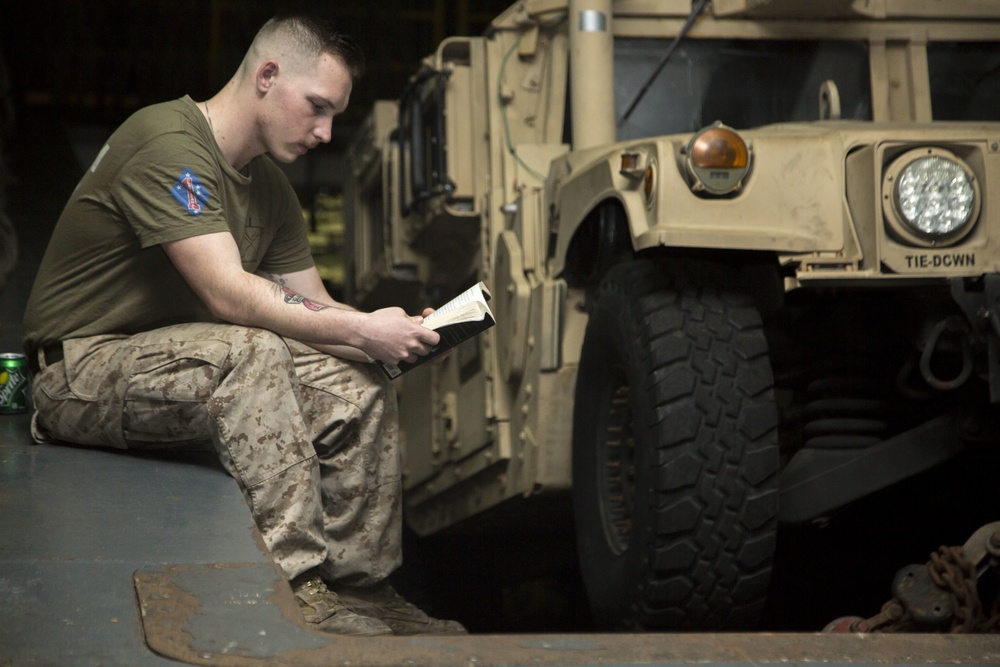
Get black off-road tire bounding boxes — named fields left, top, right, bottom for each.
left=572, top=258, right=779, bottom=631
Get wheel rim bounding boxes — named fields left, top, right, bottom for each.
left=597, top=369, right=636, bottom=556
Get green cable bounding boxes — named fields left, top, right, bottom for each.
left=498, top=33, right=548, bottom=182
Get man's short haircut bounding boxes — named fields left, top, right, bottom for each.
left=251, top=14, right=366, bottom=81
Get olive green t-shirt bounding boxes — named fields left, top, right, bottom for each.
left=23, top=96, right=315, bottom=355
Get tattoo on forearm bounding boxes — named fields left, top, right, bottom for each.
left=281, top=286, right=328, bottom=312
left=259, top=271, right=288, bottom=287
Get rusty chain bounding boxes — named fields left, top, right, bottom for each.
left=854, top=545, right=1000, bottom=633
left=928, top=545, right=981, bottom=632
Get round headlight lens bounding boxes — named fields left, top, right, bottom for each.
left=685, top=123, right=751, bottom=196
left=895, top=156, right=975, bottom=237
left=690, top=127, right=749, bottom=169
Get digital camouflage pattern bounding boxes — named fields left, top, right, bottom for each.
left=30, top=322, right=401, bottom=585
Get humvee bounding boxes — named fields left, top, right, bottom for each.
left=345, top=0, right=1000, bottom=631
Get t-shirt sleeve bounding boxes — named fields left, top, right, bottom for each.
left=111, top=133, right=230, bottom=248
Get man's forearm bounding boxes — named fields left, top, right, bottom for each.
left=256, top=270, right=356, bottom=311
left=161, top=233, right=436, bottom=364
left=210, top=271, right=368, bottom=350
left=257, top=276, right=372, bottom=361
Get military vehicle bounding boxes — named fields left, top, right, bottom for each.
left=344, top=0, right=1000, bottom=631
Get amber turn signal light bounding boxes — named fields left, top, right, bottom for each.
left=685, top=123, right=751, bottom=195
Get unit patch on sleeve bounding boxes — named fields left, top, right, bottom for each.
left=171, top=168, right=212, bottom=217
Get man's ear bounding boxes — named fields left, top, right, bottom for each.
left=256, top=61, right=279, bottom=94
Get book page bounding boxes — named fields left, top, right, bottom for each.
left=423, top=283, right=492, bottom=329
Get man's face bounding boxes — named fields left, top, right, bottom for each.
left=261, top=53, right=352, bottom=163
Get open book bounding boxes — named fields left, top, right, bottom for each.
left=377, top=281, right=496, bottom=379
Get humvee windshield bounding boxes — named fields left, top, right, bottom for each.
left=929, top=42, right=1000, bottom=121
left=613, top=39, right=1000, bottom=141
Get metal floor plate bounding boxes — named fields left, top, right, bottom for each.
left=4, top=412, right=1000, bottom=666
left=0, top=411, right=270, bottom=666
left=137, top=560, right=1000, bottom=666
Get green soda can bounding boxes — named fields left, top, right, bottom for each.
left=0, top=353, right=30, bottom=414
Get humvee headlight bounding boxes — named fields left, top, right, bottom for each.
left=883, top=148, right=980, bottom=246
left=685, top=123, right=750, bottom=195
left=897, top=157, right=974, bottom=235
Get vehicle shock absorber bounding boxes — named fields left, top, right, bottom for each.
left=801, top=376, right=889, bottom=450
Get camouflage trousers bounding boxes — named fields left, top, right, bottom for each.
left=30, top=322, right=402, bottom=586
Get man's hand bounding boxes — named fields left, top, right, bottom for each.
left=360, top=307, right=440, bottom=365
left=418, top=306, right=453, bottom=366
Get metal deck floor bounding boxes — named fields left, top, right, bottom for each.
left=0, top=412, right=291, bottom=666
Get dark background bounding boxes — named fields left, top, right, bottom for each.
left=0, top=0, right=513, bottom=193
left=0, top=0, right=512, bottom=347
left=1, top=0, right=511, bottom=126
